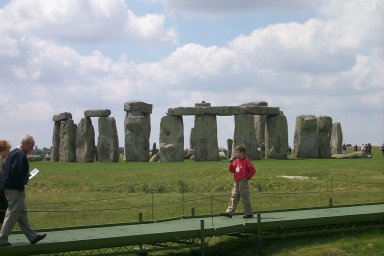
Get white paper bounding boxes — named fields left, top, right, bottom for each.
left=29, top=168, right=39, bottom=179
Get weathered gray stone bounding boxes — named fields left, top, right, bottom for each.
left=52, top=112, right=72, bottom=122
left=124, top=101, right=153, bottom=114
left=124, top=114, right=151, bottom=162
left=27, top=155, right=43, bottom=162
left=332, top=151, right=369, bottom=159
left=317, top=116, right=332, bottom=159
left=59, top=119, right=77, bottom=162
left=124, top=101, right=152, bottom=162
left=84, top=109, right=111, bottom=117
left=254, top=115, right=267, bottom=158
left=159, top=144, right=179, bottom=162
left=76, top=117, right=95, bottom=163
left=227, top=138, right=233, bottom=159
left=98, top=117, right=119, bottom=162
left=149, top=153, right=159, bottom=162
left=331, top=122, right=343, bottom=155
left=167, top=106, right=280, bottom=116
left=195, top=101, right=211, bottom=107
left=293, top=115, right=319, bottom=158
left=51, top=121, right=61, bottom=162
left=239, top=102, right=268, bottom=107
left=233, top=114, right=260, bottom=160
left=194, top=115, right=220, bottom=161
left=265, top=112, right=288, bottom=159
left=190, top=127, right=195, bottom=149
left=159, top=115, right=184, bottom=162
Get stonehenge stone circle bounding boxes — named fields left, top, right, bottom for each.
left=51, top=101, right=343, bottom=162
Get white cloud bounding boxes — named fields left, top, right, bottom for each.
left=0, top=0, right=177, bottom=43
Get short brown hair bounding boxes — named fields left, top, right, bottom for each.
left=235, top=145, right=246, bottom=153
left=0, top=140, right=12, bottom=152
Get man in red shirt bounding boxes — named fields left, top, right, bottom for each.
left=221, top=145, right=256, bottom=218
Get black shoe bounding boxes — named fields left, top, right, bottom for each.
left=0, top=242, right=11, bottom=247
left=220, top=212, right=232, bottom=218
left=243, top=214, right=254, bottom=219
left=31, top=234, right=47, bottom=244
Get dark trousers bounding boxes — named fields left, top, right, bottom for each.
left=0, top=190, right=7, bottom=223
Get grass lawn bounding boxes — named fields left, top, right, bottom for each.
left=23, top=146, right=383, bottom=255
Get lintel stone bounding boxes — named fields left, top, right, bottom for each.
left=84, top=109, right=111, bottom=117
left=53, top=112, right=72, bottom=122
left=124, top=101, right=153, bottom=114
left=167, top=106, right=280, bottom=116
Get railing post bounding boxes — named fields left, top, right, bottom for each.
left=151, top=190, right=154, bottom=220
left=328, top=176, right=334, bottom=207
left=200, top=219, right=205, bottom=256
left=191, top=207, right=195, bottom=217
left=257, top=213, right=262, bottom=244
left=181, top=188, right=185, bottom=218
left=139, top=212, right=143, bottom=222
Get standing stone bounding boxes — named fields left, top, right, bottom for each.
left=233, top=114, right=260, bottom=160
left=293, top=115, right=319, bottom=158
left=194, top=115, right=220, bottom=161
left=265, top=112, right=288, bottom=159
left=159, top=115, right=184, bottom=162
left=76, top=117, right=95, bottom=163
left=52, top=112, right=72, bottom=162
left=124, top=101, right=152, bottom=162
left=190, top=127, right=196, bottom=149
left=317, top=116, right=333, bottom=158
left=51, top=121, right=61, bottom=162
left=98, top=117, right=119, bottom=162
left=331, top=122, right=343, bottom=155
left=59, top=119, right=77, bottom=162
left=240, top=102, right=267, bottom=158
left=227, top=138, right=233, bottom=159
left=255, top=114, right=267, bottom=158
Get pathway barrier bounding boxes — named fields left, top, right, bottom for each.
left=0, top=178, right=383, bottom=256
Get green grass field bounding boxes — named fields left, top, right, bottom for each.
left=24, top=147, right=383, bottom=255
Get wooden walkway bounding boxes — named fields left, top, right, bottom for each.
left=1, top=203, right=383, bottom=256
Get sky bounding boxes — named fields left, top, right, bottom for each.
left=0, top=0, right=383, bottom=151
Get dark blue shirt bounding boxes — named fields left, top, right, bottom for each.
left=3, top=148, right=30, bottom=191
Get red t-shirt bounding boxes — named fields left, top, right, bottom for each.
left=228, top=158, right=256, bottom=181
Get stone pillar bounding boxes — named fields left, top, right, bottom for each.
left=193, top=101, right=220, bottom=161
left=52, top=112, right=72, bottom=162
left=124, top=101, right=152, bottom=162
left=233, top=114, right=260, bottom=160
left=98, top=116, right=119, bottom=162
left=227, top=138, right=233, bottom=159
left=252, top=102, right=268, bottom=158
left=159, top=115, right=184, bottom=162
left=293, top=115, right=319, bottom=158
left=331, top=122, right=343, bottom=155
left=255, top=115, right=267, bottom=158
left=59, top=119, right=77, bottom=162
left=318, top=116, right=332, bottom=159
left=190, top=127, right=195, bottom=149
left=76, top=117, right=95, bottom=163
left=265, top=112, right=288, bottom=159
